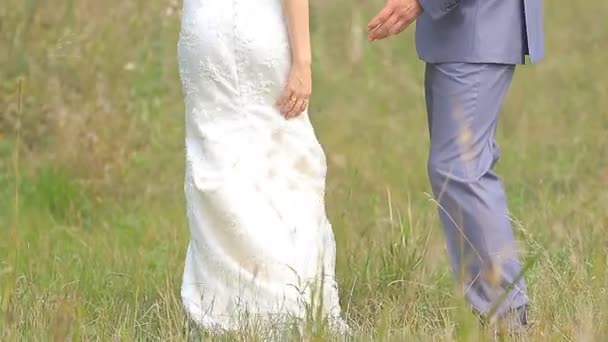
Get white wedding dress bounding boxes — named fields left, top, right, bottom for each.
left=177, top=0, right=345, bottom=332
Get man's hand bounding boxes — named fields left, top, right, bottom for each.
left=367, top=0, right=422, bottom=41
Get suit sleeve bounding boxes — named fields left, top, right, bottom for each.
left=418, top=0, right=461, bottom=20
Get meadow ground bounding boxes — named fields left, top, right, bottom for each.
left=2, top=1, right=608, bottom=340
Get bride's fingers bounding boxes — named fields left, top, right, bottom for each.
left=275, top=88, right=293, bottom=108
left=297, top=98, right=308, bottom=114
left=289, top=98, right=306, bottom=118
left=282, top=96, right=297, bottom=117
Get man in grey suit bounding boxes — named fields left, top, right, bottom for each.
left=367, top=0, right=544, bottom=329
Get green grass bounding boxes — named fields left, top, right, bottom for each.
left=2, top=0, right=608, bottom=340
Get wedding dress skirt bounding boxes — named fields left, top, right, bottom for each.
left=177, top=0, right=345, bottom=331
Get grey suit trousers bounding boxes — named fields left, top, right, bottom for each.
left=425, top=62, right=528, bottom=318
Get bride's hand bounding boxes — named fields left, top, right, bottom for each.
left=275, top=62, right=312, bottom=119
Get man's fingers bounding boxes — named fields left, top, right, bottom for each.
left=369, top=13, right=400, bottom=41
left=389, top=18, right=411, bottom=35
left=367, top=6, right=393, bottom=31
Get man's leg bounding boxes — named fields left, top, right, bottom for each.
left=424, top=62, right=528, bottom=322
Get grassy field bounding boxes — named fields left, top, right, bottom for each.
left=2, top=0, right=608, bottom=340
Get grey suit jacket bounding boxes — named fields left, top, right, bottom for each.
left=415, top=0, right=544, bottom=64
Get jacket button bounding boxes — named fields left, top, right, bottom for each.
left=443, top=2, right=456, bottom=10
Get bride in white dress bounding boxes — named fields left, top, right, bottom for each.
left=177, top=0, right=346, bottom=332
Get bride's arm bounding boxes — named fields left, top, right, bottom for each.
left=276, top=0, right=312, bottom=119
left=283, top=0, right=311, bottom=66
